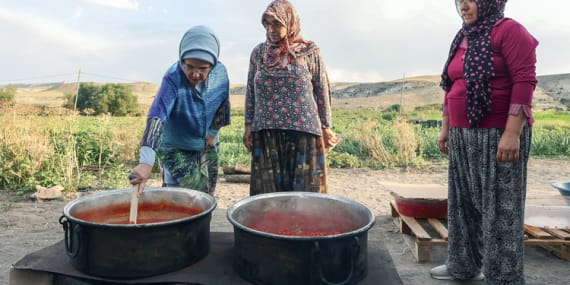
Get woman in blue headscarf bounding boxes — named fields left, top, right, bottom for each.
left=129, top=25, right=230, bottom=195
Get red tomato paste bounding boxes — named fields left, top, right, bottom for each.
left=245, top=210, right=358, bottom=237
left=73, top=202, right=203, bottom=224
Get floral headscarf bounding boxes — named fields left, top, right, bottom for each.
left=261, top=0, right=316, bottom=71
left=441, top=0, right=508, bottom=127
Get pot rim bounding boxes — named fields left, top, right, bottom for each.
left=63, top=187, right=216, bottom=228
left=226, top=192, right=375, bottom=240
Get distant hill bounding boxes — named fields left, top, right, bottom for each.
left=326, top=74, right=568, bottom=111
left=536, top=73, right=570, bottom=106
left=6, top=73, right=569, bottom=111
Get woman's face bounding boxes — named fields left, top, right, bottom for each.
left=456, top=0, right=478, bottom=25
left=181, top=58, right=212, bottom=87
left=262, top=14, right=287, bottom=43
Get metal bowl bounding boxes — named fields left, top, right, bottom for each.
left=60, top=187, right=216, bottom=278
left=552, top=182, right=570, bottom=196
left=227, top=192, right=375, bottom=285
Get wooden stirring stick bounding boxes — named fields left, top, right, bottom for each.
left=129, top=184, right=139, bottom=224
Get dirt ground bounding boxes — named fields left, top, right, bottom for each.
left=1, top=158, right=569, bottom=285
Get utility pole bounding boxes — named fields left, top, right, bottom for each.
left=399, top=72, right=406, bottom=114
left=74, top=69, right=81, bottom=112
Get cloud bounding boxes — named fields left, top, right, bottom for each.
left=327, top=67, right=386, bottom=83
left=0, top=7, right=111, bottom=55
left=82, top=0, right=139, bottom=11
left=72, top=6, right=83, bottom=18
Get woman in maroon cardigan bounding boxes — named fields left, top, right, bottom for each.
left=431, top=1, right=538, bottom=284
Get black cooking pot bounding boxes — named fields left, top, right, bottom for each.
left=59, top=187, right=216, bottom=279
left=227, top=192, right=375, bottom=285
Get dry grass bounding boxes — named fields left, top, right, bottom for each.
left=356, top=119, right=392, bottom=165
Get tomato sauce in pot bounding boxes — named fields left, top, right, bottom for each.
left=73, top=201, right=203, bottom=224
left=245, top=210, right=359, bottom=237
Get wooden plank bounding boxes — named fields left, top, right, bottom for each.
left=543, top=228, right=570, bottom=240
left=222, top=164, right=251, bottom=174
left=391, top=201, right=433, bottom=241
left=224, top=174, right=251, bottom=183
left=415, top=242, right=431, bottom=263
left=524, top=239, right=569, bottom=246
left=538, top=244, right=570, bottom=261
left=428, top=218, right=448, bottom=240
left=400, top=215, right=431, bottom=241
left=390, top=202, right=399, bottom=218
left=399, top=217, right=412, bottom=236
left=417, top=239, right=448, bottom=246
left=561, top=244, right=570, bottom=261
left=524, top=224, right=554, bottom=239
left=390, top=198, right=570, bottom=263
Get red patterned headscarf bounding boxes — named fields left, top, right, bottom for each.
left=441, top=0, right=508, bottom=127
left=261, top=0, right=315, bottom=71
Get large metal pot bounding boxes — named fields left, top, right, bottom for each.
left=227, top=192, right=375, bottom=285
left=59, top=187, right=216, bottom=279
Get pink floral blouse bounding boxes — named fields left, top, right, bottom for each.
left=244, top=43, right=332, bottom=136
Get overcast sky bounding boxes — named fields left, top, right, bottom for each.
left=1, top=0, right=569, bottom=85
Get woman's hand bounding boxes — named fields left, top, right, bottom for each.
left=243, top=125, right=253, bottom=152
left=130, top=163, right=152, bottom=197
left=437, top=129, right=449, bottom=155
left=438, top=116, right=450, bottom=155
left=205, top=135, right=216, bottom=150
left=322, top=128, right=340, bottom=150
left=497, top=112, right=527, bottom=163
left=497, top=130, right=520, bottom=163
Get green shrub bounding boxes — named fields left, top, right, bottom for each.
left=0, top=85, right=16, bottom=108
left=64, top=83, right=138, bottom=116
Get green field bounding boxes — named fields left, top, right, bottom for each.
left=1, top=106, right=569, bottom=194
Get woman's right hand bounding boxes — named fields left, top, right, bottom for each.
left=437, top=116, right=450, bottom=155
left=243, top=125, right=253, bottom=152
left=130, top=163, right=152, bottom=196
left=437, top=129, right=449, bottom=155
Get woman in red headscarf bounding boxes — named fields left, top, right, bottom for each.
left=242, top=0, right=339, bottom=195
left=432, top=1, right=538, bottom=284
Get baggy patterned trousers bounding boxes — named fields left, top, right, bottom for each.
left=446, top=125, right=531, bottom=285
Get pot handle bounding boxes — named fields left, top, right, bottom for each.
left=59, top=215, right=81, bottom=258
left=312, top=236, right=360, bottom=285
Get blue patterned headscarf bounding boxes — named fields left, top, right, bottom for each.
left=441, top=0, right=508, bottom=127
left=179, top=25, right=220, bottom=66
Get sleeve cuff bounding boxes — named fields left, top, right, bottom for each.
left=509, top=104, right=534, bottom=125
left=207, top=128, right=219, bottom=137
left=139, top=146, right=156, bottom=167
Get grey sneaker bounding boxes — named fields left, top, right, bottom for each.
left=430, top=264, right=485, bottom=281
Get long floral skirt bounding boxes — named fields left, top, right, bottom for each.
left=446, top=125, right=531, bottom=285
left=157, top=145, right=219, bottom=194
left=249, top=130, right=328, bottom=195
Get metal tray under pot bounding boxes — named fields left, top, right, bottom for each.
left=227, top=192, right=375, bottom=285
left=59, top=187, right=216, bottom=279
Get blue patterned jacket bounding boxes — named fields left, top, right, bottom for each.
left=139, top=61, right=230, bottom=166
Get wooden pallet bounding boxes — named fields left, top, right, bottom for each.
left=390, top=201, right=570, bottom=263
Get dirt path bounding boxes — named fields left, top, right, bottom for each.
left=1, top=158, right=569, bottom=284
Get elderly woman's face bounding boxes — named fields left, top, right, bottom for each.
left=181, top=58, right=212, bottom=87
left=262, top=14, right=287, bottom=43
left=456, top=0, right=478, bottom=25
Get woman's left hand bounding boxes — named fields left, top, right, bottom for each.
left=497, top=130, right=520, bottom=163
left=322, top=128, right=340, bottom=150
left=205, top=135, right=216, bottom=150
